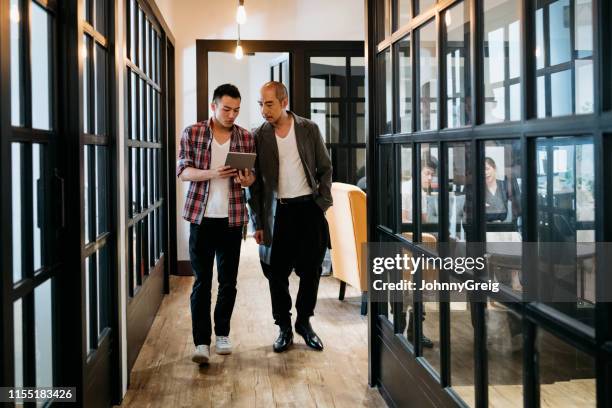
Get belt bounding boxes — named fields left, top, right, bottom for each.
left=277, top=195, right=313, bottom=205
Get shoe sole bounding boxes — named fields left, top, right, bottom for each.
left=191, top=354, right=209, bottom=364
left=216, top=349, right=232, bottom=355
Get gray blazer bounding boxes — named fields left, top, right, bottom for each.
left=248, top=111, right=333, bottom=264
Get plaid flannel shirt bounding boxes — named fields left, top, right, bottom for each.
left=176, top=118, right=254, bottom=226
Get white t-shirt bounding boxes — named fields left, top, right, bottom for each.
left=276, top=119, right=313, bottom=198
left=204, top=137, right=231, bottom=218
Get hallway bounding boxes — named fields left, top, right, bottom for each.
left=119, top=238, right=385, bottom=407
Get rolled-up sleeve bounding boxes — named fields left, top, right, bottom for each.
left=176, top=126, right=194, bottom=177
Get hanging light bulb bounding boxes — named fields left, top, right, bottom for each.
left=10, top=4, right=20, bottom=23
left=235, top=43, right=244, bottom=59
left=236, top=0, right=247, bottom=25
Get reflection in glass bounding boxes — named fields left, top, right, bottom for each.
left=35, top=279, right=53, bottom=388
left=379, top=48, right=393, bottom=134
left=130, top=0, right=137, bottom=62
left=398, top=36, right=412, bottom=133
left=400, top=145, right=413, bottom=232
left=31, top=2, right=52, bottom=130
left=379, top=144, right=394, bottom=229
left=417, top=21, right=438, bottom=131
left=483, top=0, right=521, bottom=123
left=536, top=0, right=593, bottom=117
left=355, top=102, right=365, bottom=143
left=350, top=57, right=365, bottom=98
left=487, top=303, right=523, bottom=406
left=12, top=143, right=23, bottom=283
left=448, top=143, right=471, bottom=242
left=419, top=144, right=439, bottom=241
left=418, top=0, right=436, bottom=14
left=95, top=146, right=108, bottom=237
left=14, top=299, right=23, bottom=388
left=398, top=0, right=410, bottom=28
left=450, top=277, right=475, bottom=407
left=310, top=102, right=340, bottom=143
left=84, top=35, right=91, bottom=134
left=444, top=2, right=470, bottom=128
left=538, top=329, right=595, bottom=407
left=32, top=144, right=43, bottom=271
left=11, top=0, right=23, bottom=126
left=310, top=57, right=346, bottom=98
left=131, top=72, right=138, bottom=139
left=84, top=146, right=91, bottom=244
left=97, top=248, right=109, bottom=336
left=85, top=255, right=92, bottom=351
left=355, top=148, right=366, bottom=187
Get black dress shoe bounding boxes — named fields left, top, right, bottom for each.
left=295, top=321, right=324, bottom=351
left=407, top=329, right=435, bottom=348
left=273, top=327, right=293, bottom=353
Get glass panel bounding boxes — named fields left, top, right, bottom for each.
left=484, top=140, right=523, bottom=294
left=10, top=0, right=23, bottom=126
left=379, top=144, right=394, bottom=229
left=146, top=85, right=151, bottom=141
left=31, top=2, right=52, bottom=130
left=536, top=0, right=594, bottom=117
left=281, top=60, right=290, bottom=99
left=536, top=138, right=595, bottom=325
left=138, top=9, right=144, bottom=68
left=418, top=0, right=436, bottom=14
left=131, top=72, right=138, bottom=139
left=310, top=102, right=340, bottom=143
left=419, top=143, right=439, bottom=241
left=355, top=148, right=366, bottom=186
left=95, top=0, right=106, bottom=36
left=487, top=303, right=523, bottom=406
left=450, top=280, right=475, bottom=407
left=14, top=299, right=23, bottom=388
left=130, top=0, right=136, bottom=61
left=399, top=145, right=413, bottom=237
left=84, top=0, right=91, bottom=22
left=417, top=20, right=438, bottom=131
left=84, top=146, right=91, bottom=244
left=12, top=143, right=23, bottom=283
left=95, top=146, right=108, bottom=236
left=483, top=0, right=522, bottom=123
left=398, top=0, right=410, bottom=28
left=83, top=35, right=91, bottom=134
left=140, top=148, right=146, bottom=209
left=140, top=79, right=145, bottom=140
left=95, top=44, right=107, bottom=135
left=85, top=255, right=92, bottom=351
left=398, top=35, right=412, bottom=133
left=444, top=1, right=470, bottom=128
left=131, top=148, right=138, bottom=215
left=448, top=143, right=471, bottom=242
left=97, top=247, right=109, bottom=336
left=32, top=144, right=43, bottom=271
left=538, top=330, right=595, bottom=407
left=272, top=64, right=279, bottom=82
left=310, top=57, right=346, bottom=98
left=350, top=57, right=365, bottom=98
left=35, top=279, right=53, bottom=388
left=380, top=48, right=393, bottom=134
left=355, top=102, right=365, bottom=143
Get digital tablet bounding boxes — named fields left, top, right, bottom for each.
left=225, top=152, right=257, bottom=170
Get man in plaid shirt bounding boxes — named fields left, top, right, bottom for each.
left=177, top=84, right=255, bottom=364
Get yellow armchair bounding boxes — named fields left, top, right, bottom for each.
left=325, top=182, right=368, bottom=315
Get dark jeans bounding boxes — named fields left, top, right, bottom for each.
left=189, top=218, right=242, bottom=346
left=263, top=199, right=330, bottom=329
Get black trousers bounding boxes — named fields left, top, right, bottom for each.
left=263, top=199, right=330, bottom=329
left=189, top=218, right=242, bottom=346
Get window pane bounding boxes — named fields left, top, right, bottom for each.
left=310, top=102, right=340, bottom=143
left=419, top=143, right=439, bottom=241
left=85, top=255, right=92, bottom=351
left=95, top=45, right=107, bottom=135
left=487, top=303, right=523, bottom=406
left=131, top=72, right=138, bottom=139
left=12, top=143, right=23, bottom=283
left=140, top=79, right=145, bottom=140
left=378, top=144, right=394, bottom=228
left=97, top=247, right=109, bottom=336
left=32, top=144, right=44, bottom=271
left=398, top=35, right=412, bottom=133
left=417, top=20, right=438, bottom=131
left=379, top=48, right=393, bottom=134
left=84, top=146, right=91, bottom=244
left=310, top=57, right=346, bottom=98
left=35, top=279, right=53, bottom=389
left=538, top=330, right=595, bottom=407
left=83, top=35, right=91, bottom=134
left=350, top=57, right=365, bottom=98
left=448, top=143, right=471, bottom=242
left=450, top=281, right=475, bottom=407
left=10, top=0, right=23, bottom=126
left=417, top=0, right=436, bottom=14
left=536, top=138, right=595, bottom=325
left=355, top=102, right=365, bottom=143
left=31, top=2, right=52, bottom=130
left=95, top=0, right=106, bottom=36
left=483, top=0, right=522, bottom=123
left=95, top=146, right=108, bottom=236
left=14, top=299, right=23, bottom=388
left=131, top=148, right=138, bottom=215
left=399, top=145, right=413, bottom=238
left=355, top=148, right=366, bottom=187
left=130, top=0, right=136, bottom=62
left=536, top=0, right=593, bottom=117
left=398, top=0, right=410, bottom=27
left=138, top=9, right=144, bottom=68
left=444, top=2, right=470, bottom=128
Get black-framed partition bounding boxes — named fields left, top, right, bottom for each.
left=365, top=0, right=612, bottom=407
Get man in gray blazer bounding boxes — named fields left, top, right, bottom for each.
left=249, top=81, right=332, bottom=353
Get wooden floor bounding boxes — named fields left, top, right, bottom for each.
left=119, top=238, right=386, bottom=408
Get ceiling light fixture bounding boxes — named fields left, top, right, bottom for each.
left=236, top=0, right=247, bottom=25
left=235, top=24, right=243, bottom=60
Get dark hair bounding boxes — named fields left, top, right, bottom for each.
left=422, top=155, right=438, bottom=171
left=484, top=157, right=497, bottom=169
left=212, top=83, right=241, bottom=103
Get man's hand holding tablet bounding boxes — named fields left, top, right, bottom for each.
left=225, top=152, right=257, bottom=187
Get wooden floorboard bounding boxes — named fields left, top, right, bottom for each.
left=118, top=238, right=386, bottom=408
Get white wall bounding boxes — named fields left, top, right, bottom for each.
left=154, top=0, right=365, bottom=260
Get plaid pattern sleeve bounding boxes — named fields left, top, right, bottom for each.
left=177, top=119, right=254, bottom=226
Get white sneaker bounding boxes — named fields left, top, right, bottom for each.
left=192, top=345, right=210, bottom=364
left=215, top=336, right=233, bottom=355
